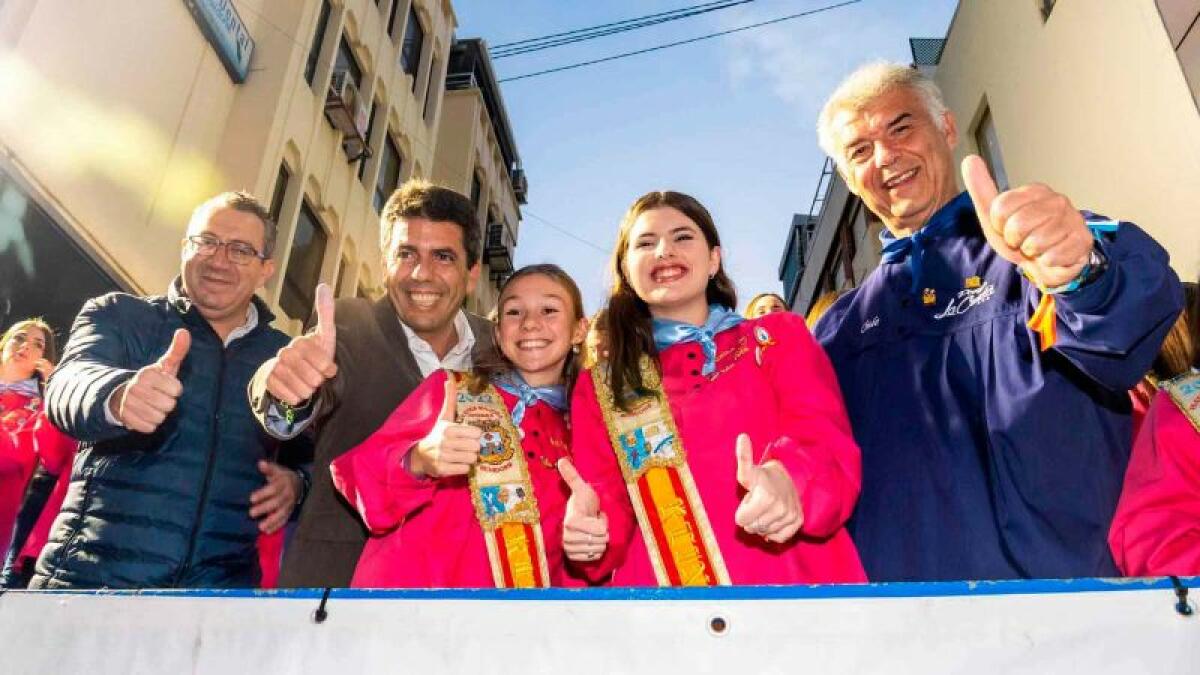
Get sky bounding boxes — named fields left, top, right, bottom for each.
left=451, top=0, right=959, bottom=314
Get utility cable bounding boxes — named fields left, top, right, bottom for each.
left=491, top=0, right=763, bottom=58
left=498, top=0, right=861, bottom=83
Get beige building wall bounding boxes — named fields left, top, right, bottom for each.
left=0, top=0, right=458, bottom=333
left=935, top=0, right=1200, bottom=281
left=432, top=88, right=522, bottom=315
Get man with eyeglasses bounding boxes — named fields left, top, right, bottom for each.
left=31, top=192, right=312, bottom=589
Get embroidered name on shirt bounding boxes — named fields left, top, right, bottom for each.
left=861, top=316, right=880, bottom=333
left=933, top=281, right=996, bottom=320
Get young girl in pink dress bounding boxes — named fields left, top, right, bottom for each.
left=560, top=190, right=866, bottom=586
left=331, top=264, right=588, bottom=587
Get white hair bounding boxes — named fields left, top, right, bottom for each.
left=817, top=61, right=949, bottom=167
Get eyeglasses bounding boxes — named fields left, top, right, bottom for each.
left=185, top=235, right=267, bottom=265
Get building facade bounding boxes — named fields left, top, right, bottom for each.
left=0, top=0, right=520, bottom=338
left=433, top=38, right=525, bottom=316
left=779, top=161, right=879, bottom=316
left=934, top=0, right=1200, bottom=279
left=782, top=0, right=1200, bottom=315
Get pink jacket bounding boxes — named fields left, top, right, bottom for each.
left=331, top=369, right=580, bottom=588
left=570, top=312, right=866, bottom=586
left=1109, top=390, right=1200, bottom=576
left=1, top=388, right=74, bottom=555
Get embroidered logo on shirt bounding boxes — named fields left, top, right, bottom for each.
left=922, top=288, right=937, bottom=306
left=933, top=281, right=997, bottom=320
left=860, top=316, right=881, bottom=334
left=965, top=275, right=982, bottom=289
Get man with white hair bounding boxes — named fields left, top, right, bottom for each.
left=812, top=62, right=1183, bottom=581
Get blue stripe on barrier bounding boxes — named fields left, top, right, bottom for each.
left=15, top=576, right=1197, bottom=601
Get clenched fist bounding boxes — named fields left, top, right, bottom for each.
left=264, top=283, right=338, bottom=406
left=962, top=155, right=1094, bottom=289
left=111, top=328, right=190, bottom=434
left=407, top=377, right=482, bottom=478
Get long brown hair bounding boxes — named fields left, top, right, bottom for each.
left=602, top=190, right=737, bottom=408
left=464, top=264, right=587, bottom=397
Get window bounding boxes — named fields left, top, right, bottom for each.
left=373, top=132, right=403, bottom=213
left=0, top=167, right=121, bottom=336
left=470, top=173, right=482, bottom=216
left=335, top=36, right=363, bottom=90
left=304, top=0, right=332, bottom=86
left=358, top=101, right=379, bottom=182
left=400, top=8, right=425, bottom=90
left=280, top=201, right=328, bottom=324
left=422, top=55, right=440, bottom=121
left=974, top=108, right=1010, bottom=191
left=268, top=164, right=290, bottom=225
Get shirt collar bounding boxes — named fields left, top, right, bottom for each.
left=400, top=310, right=475, bottom=356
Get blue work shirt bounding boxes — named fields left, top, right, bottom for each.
left=814, top=192, right=1184, bottom=581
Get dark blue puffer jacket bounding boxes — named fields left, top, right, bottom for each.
left=32, top=280, right=308, bottom=588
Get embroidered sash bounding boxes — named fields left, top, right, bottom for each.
left=591, top=357, right=730, bottom=587
left=1162, top=371, right=1200, bottom=435
left=452, top=373, right=551, bottom=589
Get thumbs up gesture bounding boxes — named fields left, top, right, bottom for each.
left=407, top=376, right=482, bottom=478
left=961, top=155, right=1093, bottom=289
left=558, top=457, right=609, bottom=562
left=110, top=328, right=191, bottom=433
left=264, top=283, right=339, bottom=406
left=733, top=433, right=803, bottom=544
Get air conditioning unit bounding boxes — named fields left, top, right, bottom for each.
left=510, top=168, right=528, bottom=204
left=325, top=70, right=370, bottom=160
left=484, top=222, right=514, bottom=278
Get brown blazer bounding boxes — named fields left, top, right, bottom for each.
left=249, top=296, right=495, bottom=587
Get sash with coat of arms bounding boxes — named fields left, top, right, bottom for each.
left=591, top=357, right=731, bottom=587
left=451, top=372, right=552, bottom=589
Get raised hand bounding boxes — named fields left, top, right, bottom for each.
left=733, top=433, right=803, bottom=544
left=407, top=377, right=482, bottom=478
left=962, top=155, right=1093, bottom=289
left=110, top=328, right=190, bottom=433
left=558, top=457, right=608, bottom=562
left=264, top=283, right=338, bottom=406
left=249, top=460, right=301, bottom=534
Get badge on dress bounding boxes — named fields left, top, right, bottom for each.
left=753, top=325, right=775, bottom=366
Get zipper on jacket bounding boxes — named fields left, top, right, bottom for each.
left=172, top=330, right=228, bottom=586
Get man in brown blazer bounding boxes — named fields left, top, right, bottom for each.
left=249, top=180, right=495, bottom=587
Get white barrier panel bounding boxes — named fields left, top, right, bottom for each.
left=0, top=578, right=1196, bottom=674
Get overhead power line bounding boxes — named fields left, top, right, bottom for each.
left=498, top=0, right=861, bottom=83
left=523, top=211, right=610, bottom=256
left=491, top=0, right=762, bottom=59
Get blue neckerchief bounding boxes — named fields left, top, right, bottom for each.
left=0, top=378, right=40, bottom=399
left=879, top=191, right=974, bottom=293
left=493, top=371, right=567, bottom=427
left=652, top=304, right=744, bottom=376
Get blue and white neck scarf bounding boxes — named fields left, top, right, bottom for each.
left=880, top=191, right=973, bottom=293
left=0, top=378, right=40, bottom=399
left=493, top=370, right=568, bottom=426
left=652, top=304, right=744, bottom=376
